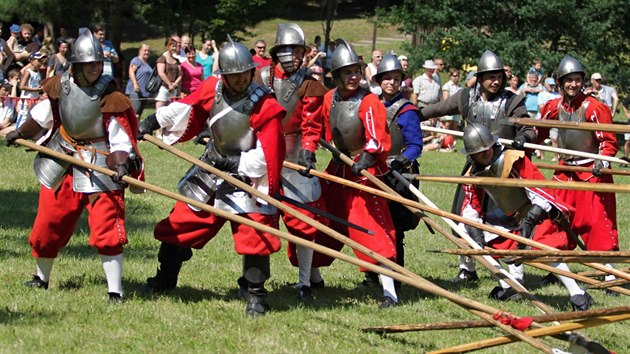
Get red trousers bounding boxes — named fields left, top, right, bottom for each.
left=310, top=163, right=396, bottom=269
left=552, top=171, right=618, bottom=251
left=284, top=198, right=329, bottom=267
left=488, top=221, right=572, bottom=253
left=154, top=201, right=281, bottom=256
left=30, top=174, right=127, bottom=257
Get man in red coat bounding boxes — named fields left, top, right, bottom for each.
left=460, top=123, right=593, bottom=311
left=257, top=23, right=329, bottom=300
left=139, top=37, right=285, bottom=316
left=537, top=55, right=619, bottom=291
left=5, top=28, right=143, bottom=302
left=309, top=39, right=399, bottom=308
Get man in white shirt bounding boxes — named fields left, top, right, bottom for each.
left=411, top=59, right=440, bottom=108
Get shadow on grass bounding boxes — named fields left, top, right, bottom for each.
left=0, top=307, right=62, bottom=325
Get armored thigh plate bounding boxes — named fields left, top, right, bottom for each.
left=33, top=132, right=73, bottom=190
left=72, top=140, right=121, bottom=193
left=281, top=133, right=321, bottom=202
left=213, top=179, right=277, bottom=215
left=177, top=164, right=218, bottom=204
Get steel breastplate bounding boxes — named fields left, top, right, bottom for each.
left=557, top=100, right=598, bottom=156
left=59, top=73, right=111, bottom=139
left=271, top=68, right=305, bottom=128
left=466, top=94, right=516, bottom=139
left=386, top=99, right=408, bottom=157
left=472, top=153, right=530, bottom=219
left=210, top=82, right=268, bottom=156
left=329, top=88, right=366, bottom=155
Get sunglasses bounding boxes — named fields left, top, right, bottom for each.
left=257, top=46, right=266, bottom=49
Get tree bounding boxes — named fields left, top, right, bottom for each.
left=380, top=0, right=630, bottom=92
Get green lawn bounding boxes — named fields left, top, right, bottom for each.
left=1, top=137, right=629, bottom=353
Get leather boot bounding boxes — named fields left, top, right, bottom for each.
left=245, top=284, right=269, bottom=317
left=146, top=242, right=192, bottom=291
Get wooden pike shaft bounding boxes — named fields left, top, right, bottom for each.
left=527, top=262, right=630, bottom=296
left=145, top=136, right=553, bottom=352
left=534, top=162, right=630, bottom=177
left=408, top=174, right=630, bottom=194
left=521, top=257, right=630, bottom=263
left=15, top=137, right=544, bottom=342
left=421, top=125, right=627, bottom=165
left=587, top=278, right=630, bottom=289
left=436, top=249, right=630, bottom=257
left=509, top=117, right=630, bottom=133
left=430, top=313, right=630, bottom=353
left=363, top=306, right=630, bottom=333
left=284, top=161, right=630, bottom=285
left=578, top=267, right=630, bottom=277
left=315, top=140, right=554, bottom=353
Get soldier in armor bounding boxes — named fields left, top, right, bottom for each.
left=256, top=23, right=329, bottom=300
left=4, top=28, right=143, bottom=302
left=138, top=37, right=286, bottom=316
left=460, top=123, right=594, bottom=311
left=419, top=50, right=534, bottom=284
left=360, top=53, right=423, bottom=289
left=310, top=39, right=399, bottom=308
left=538, top=55, right=619, bottom=290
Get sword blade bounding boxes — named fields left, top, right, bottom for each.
left=274, top=193, right=375, bottom=236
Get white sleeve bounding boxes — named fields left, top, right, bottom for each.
left=238, top=140, right=267, bottom=178
left=461, top=204, right=483, bottom=224
left=526, top=189, right=552, bottom=212
left=155, top=102, right=194, bottom=145
left=412, top=77, right=420, bottom=94
left=108, top=117, right=133, bottom=153
left=29, top=99, right=54, bottom=129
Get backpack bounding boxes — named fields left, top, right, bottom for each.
left=145, top=66, right=162, bottom=94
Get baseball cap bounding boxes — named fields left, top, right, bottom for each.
left=29, top=51, right=46, bottom=61
left=544, top=77, right=556, bottom=86
left=10, top=24, right=20, bottom=33
left=591, top=72, right=602, bottom=80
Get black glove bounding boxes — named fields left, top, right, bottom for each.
left=592, top=160, right=609, bottom=177
left=465, top=224, right=485, bottom=247
left=5, top=130, right=23, bottom=147
left=194, top=130, right=212, bottom=145
left=298, top=149, right=317, bottom=177
left=137, top=113, right=161, bottom=140
left=351, top=152, right=377, bottom=176
left=106, top=151, right=131, bottom=187
left=390, top=154, right=412, bottom=173
left=209, top=155, right=240, bottom=173
left=518, top=205, right=546, bottom=240
left=511, top=132, right=527, bottom=150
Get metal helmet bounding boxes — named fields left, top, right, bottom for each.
left=373, top=53, right=407, bottom=83
left=330, top=38, right=361, bottom=73
left=556, top=54, right=585, bottom=82
left=269, top=23, right=308, bottom=71
left=475, top=50, right=503, bottom=76
left=217, top=35, right=257, bottom=75
left=70, top=27, right=104, bottom=64
left=461, top=123, right=499, bottom=156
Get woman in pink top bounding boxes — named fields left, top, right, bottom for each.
left=180, top=44, right=203, bottom=96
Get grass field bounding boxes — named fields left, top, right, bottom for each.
left=1, top=135, right=629, bottom=353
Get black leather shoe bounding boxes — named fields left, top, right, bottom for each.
left=297, top=286, right=312, bottom=301
left=489, top=286, right=521, bottom=301
left=108, top=292, right=124, bottom=303
left=379, top=296, right=399, bottom=309
left=540, top=272, right=560, bottom=286
left=25, top=275, right=48, bottom=290
left=451, top=269, right=479, bottom=284
left=146, top=268, right=177, bottom=292
left=358, top=272, right=380, bottom=288
left=245, top=293, right=270, bottom=317
left=570, top=292, right=595, bottom=311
